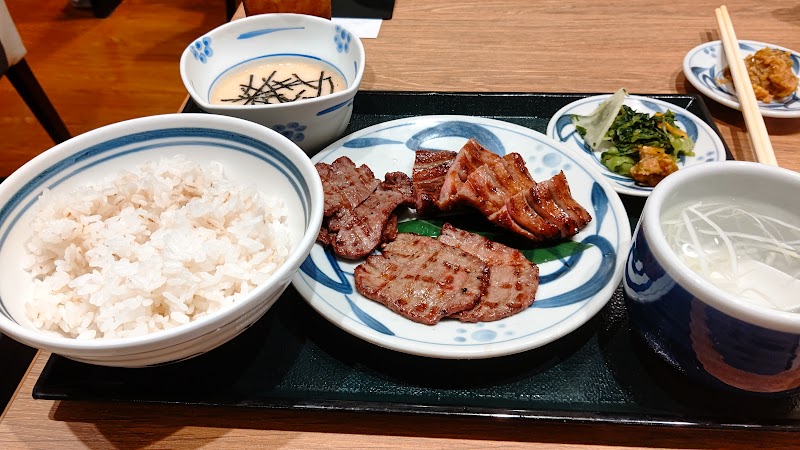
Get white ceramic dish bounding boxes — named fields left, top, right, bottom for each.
left=180, top=13, right=365, bottom=154
left=683, top=40, right=800, bottom=118
left=0, top=113, right=323, bottom=367
left=292, top=115, right=632, bottom=359
left=546, top=95, right=728, bottom=198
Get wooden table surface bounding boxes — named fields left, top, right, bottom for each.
left=2, top=0, right=799, bottom=448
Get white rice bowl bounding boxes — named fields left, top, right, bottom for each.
left=0, top=114, right=323, bottom=367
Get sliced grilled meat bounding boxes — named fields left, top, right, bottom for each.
left=327, top=172, right=415, bottom=259
left=490, top=194, right=561, bottom=242
left=354, top=233, right=489, bottom=325
left=411, top=149, right=457, bottom=216
left=317, top=226, right=334, bottom=246
left=522, top=181, right=579, bottom=237
left=436, top=139, right=501, bottom=211
left=438, top=223, right=539, bottom=322
left=423, top=139, right=590, bottom=242
left=456, top=152, right=537, bottom=216
left=542, top=171, right=593, bottom=230
left=382, top=213, right=399, bottom=243
left=489, top=171, right=591, bottom=241
left=316, top=156, right=379, bottom=217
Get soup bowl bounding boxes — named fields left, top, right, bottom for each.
left=623, top=161, right=800, bottom=394
left=180, top=13, right=365, bottom=155
left=0, top=113, right=323, bottom=367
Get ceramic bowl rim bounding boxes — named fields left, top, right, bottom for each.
left=179, top=13, right=365, bottom=113
left=641, top=160, right=800, bottom=333
left=0, top=113, right=324, bottom=354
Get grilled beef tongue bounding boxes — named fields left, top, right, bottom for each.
left=354, top=233, right=489, bottom=325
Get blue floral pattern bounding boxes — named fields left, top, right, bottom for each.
left=189, top=36, right=214, bottom=64
left=273, top=122, right=306, bottom=143
left=334, top=25, right=352, bottom=53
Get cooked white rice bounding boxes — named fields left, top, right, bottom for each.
left=23, top=155, right=290, bottom=340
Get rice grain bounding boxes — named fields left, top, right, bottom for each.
left=24, top=155, right=290, bottom=339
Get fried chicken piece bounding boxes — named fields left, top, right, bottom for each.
left=630, top=146, right=678, bottom=187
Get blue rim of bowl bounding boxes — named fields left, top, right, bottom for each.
left=0, top=127, right=313, bottom=249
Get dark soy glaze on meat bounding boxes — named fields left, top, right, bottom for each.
left=456, top=152, right=537, bottom=216
left=437, top=139, right=501, bottom=211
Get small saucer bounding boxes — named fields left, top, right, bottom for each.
left=683, top=40, right=800, bottom=119
left=546, top=94, right=728, bottom=197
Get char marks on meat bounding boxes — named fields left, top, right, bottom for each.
left=490, top=192, right=561, bottom=242
left=491, top=171, right=591, bottom=241
left=316, top=156, right=379, bottom=217
left=436, top=139, right=501, bottom=211
left=426, top=139, right=592, bottom=241
left=411, top=149, right=457, bottom=216
left=354, top=233, right=489, bottom=325
left=316, top=156, right=415, bottom=259
left=438, top=224, right=539, bottom=322
left=456, top=152, right=536, bottom=216
left=326, top=171, right=415, bottom=259
left=543, top=171, right=593, bottom=230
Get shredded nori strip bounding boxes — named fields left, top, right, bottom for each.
left=220, top=70, right=337, bottom=104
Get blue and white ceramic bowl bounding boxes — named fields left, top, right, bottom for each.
left=0, top=114, right=323, bottom=367
left=180, top=13, right=365, bottom=154
left=683, top=40, right=800, bottom=118
left=624, top=161, right=800, bottom=394
left=547, top=94, right=728, bottom=197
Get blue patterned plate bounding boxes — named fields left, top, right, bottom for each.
left=546, top=95, right=728, bottom=198
left=291, top=115, right=631, bottom=359
left=683, top=40, right=800, bottom=118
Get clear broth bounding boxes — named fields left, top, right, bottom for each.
left=661, top=196, right=800, bottom=312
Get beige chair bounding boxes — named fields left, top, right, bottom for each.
left=1, top=0, right=70, bottom=143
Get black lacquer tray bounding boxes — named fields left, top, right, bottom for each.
left=0, top=334, right=37, bottom=410
left=32, top=92, right=800, bottom=430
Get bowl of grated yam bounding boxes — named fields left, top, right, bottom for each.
left=180, top=13, right=365, bottom=155
left=0, top=113, right=323, bottom=367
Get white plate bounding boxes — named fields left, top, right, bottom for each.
left=683, top=40, right=800, bottom=118
left=546, top=95, right=728, bottom=197
left=291, top=115, right=631, bottom=359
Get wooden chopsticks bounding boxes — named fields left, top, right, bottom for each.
left=714, top=5, right=778, bottom=166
